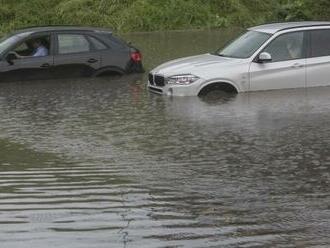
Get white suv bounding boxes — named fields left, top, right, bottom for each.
left=148, top=22, right=330, bottom=96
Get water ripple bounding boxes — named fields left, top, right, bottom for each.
left=0, top=30, right=329, bottom=247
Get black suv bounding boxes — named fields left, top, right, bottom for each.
left=0, top=26, right=143, bottom=82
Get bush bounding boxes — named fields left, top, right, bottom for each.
left=0, top=0, right=328, bottom=35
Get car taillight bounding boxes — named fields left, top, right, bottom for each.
left=131, top=51, right=142, bottom=62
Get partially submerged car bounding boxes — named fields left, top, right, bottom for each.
left=0, top=26, right=143, bottom=82
left=148, top=21, right=330, bottom=96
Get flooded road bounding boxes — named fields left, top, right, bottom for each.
left=0, top=30, right=330, bottom=248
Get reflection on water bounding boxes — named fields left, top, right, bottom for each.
left=0, top=30, right=330, bottom=248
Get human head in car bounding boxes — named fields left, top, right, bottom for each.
left=286, top=36, right=302, bottom=59
left=32, top=39, right=42, bottom=49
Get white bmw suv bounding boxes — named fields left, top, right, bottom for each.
left=148, top=22, right=330, bottom=96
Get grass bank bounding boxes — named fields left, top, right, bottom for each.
left=0, top=0, right=329, bottom=35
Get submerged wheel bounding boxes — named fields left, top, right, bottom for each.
left=198, top=83, right=238, bottom=97
left=95, top=71, right=123, bottom=77
left=93, top=67, right=125, bottom=77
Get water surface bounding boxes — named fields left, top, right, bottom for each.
left=0, top=30, right=329, bottom=248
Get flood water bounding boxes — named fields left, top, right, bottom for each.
left=0, top=30, right=330, bottom=248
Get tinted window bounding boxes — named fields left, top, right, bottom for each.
left=263, top=32, right=304, bottom=62
left=88, top=36, right=107, bottom=50
left=58, top=34, right=90, bottom=54
left=217, top=31, right=271, bottom=58
left=310, top=29, right=330, bottom=57
left=106, top=34, right=126, bottom=49
left=15, top=42, right=29, bottom=52
left=13, top=35, right=51, bottom=57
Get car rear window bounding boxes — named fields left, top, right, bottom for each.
left=58, top=34, right=90, bottom=54
left=88, top=36, right=107, bottom=50
left=105, top=34, right=127, bottom=49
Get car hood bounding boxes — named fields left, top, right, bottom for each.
left=151, top=53, right=245, bottom=77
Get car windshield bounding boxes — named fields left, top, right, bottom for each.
left=0, top=35, right=20, bottom=55
left=217, top=30, right=271, bottom=58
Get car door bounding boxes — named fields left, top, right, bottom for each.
left=249, top=31, right=307, bottom=91
left=53, top=33, right=101, bottom=78
left=0, top=33, right=54, bottom=82
left=306, top=29, right=330, bottom=88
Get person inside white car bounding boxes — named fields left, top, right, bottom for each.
left=286, top=37, right=303, bottom=60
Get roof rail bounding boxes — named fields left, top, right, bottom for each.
left=276, top=23, right=330, bottom=33
left=18, top=24, right=79, bottom=29
left=16, top=25, right=112, bottom=31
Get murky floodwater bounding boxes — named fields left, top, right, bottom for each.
left=0, top=30, right=330, bottom=248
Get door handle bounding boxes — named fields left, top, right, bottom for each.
left=291, top=63, right=304, bottom=69
left=87, top=58, right=98, bottom=64
left=40, top=63, right=50, bottom=68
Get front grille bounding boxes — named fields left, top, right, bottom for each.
left=148, top=73, right=154, bottom=85
left=154, top=75, right=165, bottom=86
left=149, top=73, right=165, bottom=87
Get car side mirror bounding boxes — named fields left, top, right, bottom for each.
left=6, top=52, right=17, bottom=65
left=258, top=52, right=272, bottom=63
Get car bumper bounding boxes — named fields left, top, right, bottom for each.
left=147, top=81, right=201, bottom=96
left=127, top=61, right=145, bottom=73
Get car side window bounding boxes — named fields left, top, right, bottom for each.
left=310, top=29, right=330, bottom=58
left=14, top=42, right=29, bottom=53
left=88, top=36, right=107, bottom=50
left=263, top=32, right=305, bottom=62
left=11, top=35, right=51, bottom=58
left=58, top=34, right=90, bottom=54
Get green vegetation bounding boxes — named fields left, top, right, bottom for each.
left=0, top=0, right=329, bottom=35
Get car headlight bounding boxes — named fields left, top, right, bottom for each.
left=166, top=74, right=200, bottom=85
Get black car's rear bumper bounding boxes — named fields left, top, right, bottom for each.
left=127, top=61, right=144, bottom=74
